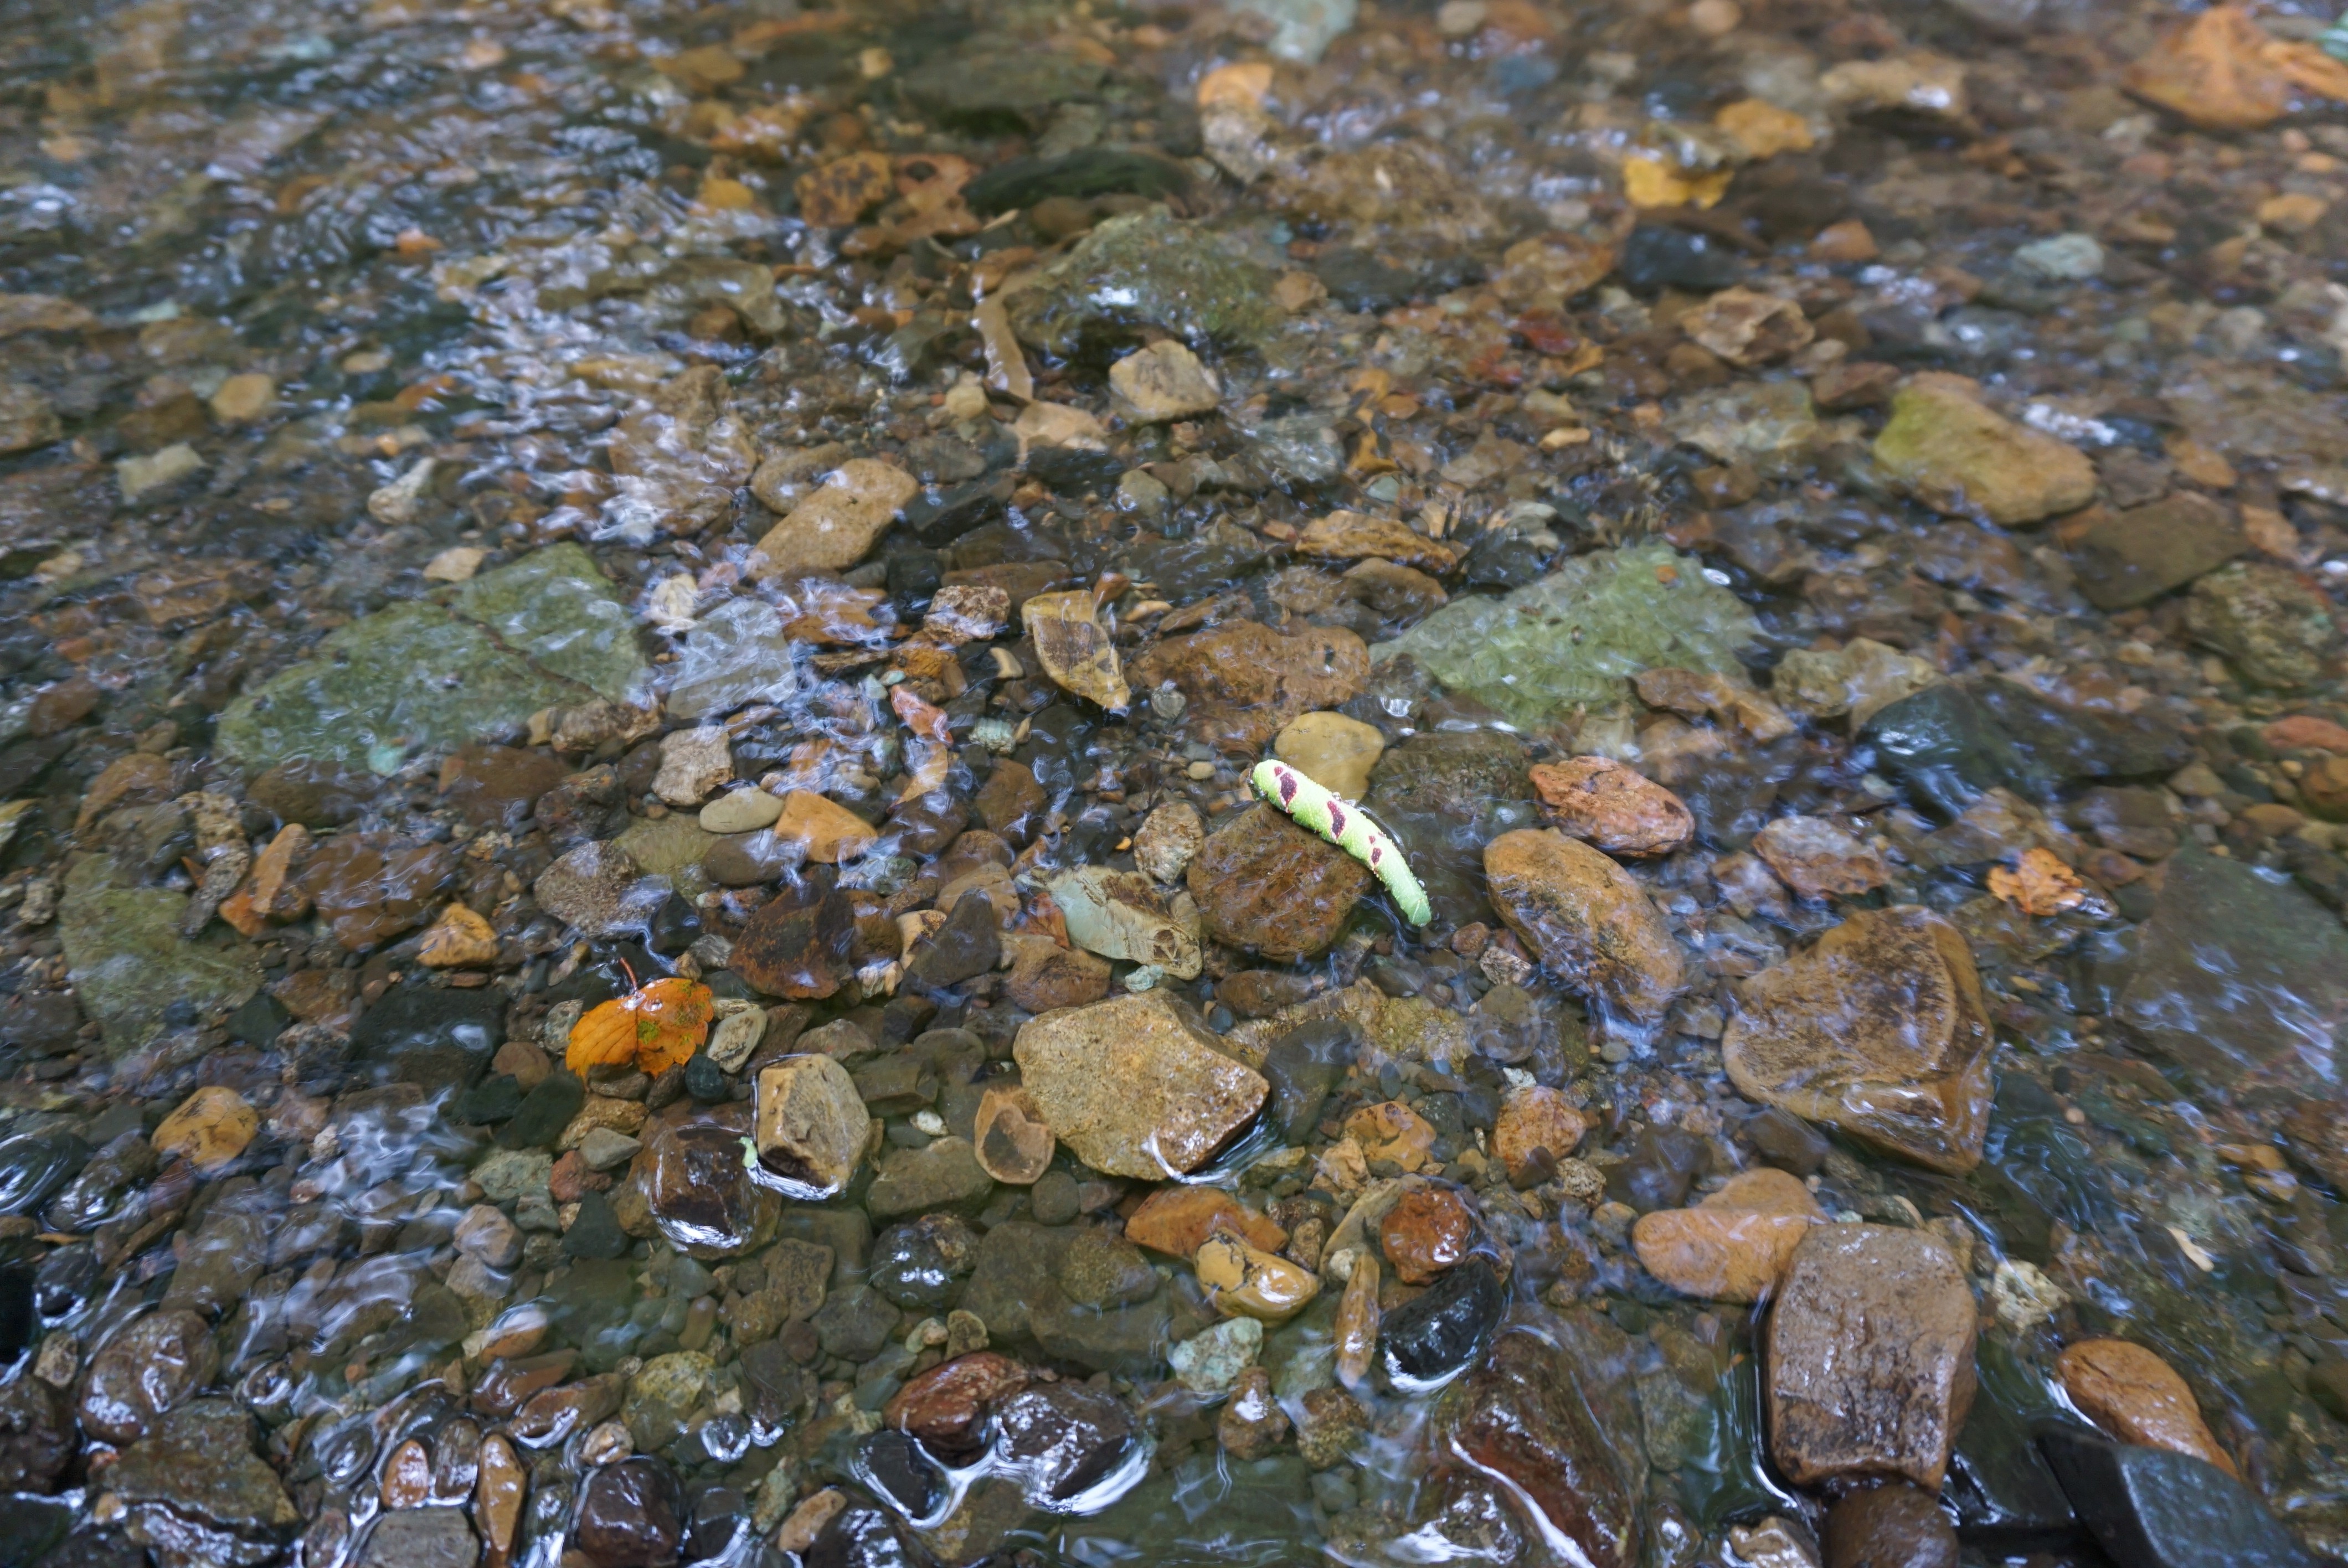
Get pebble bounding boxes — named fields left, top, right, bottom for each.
left=1132, top=801, right=1206, bottom=884
left=1821, top=1482, right=1959, bottom=1568
left=1378, top=1187, right=1479, bottom=1285
left=1767, top=1224, right=1977, bottom=1489
left=1631, top=1167, right=1826, bottom=1303
left=971, top=1085, right=1054, bottom=1184
left=1871, top=379, right=2095, bottom=526
left=1196, top=1235, right=1322, bottom=1321
left=1110, top=341, right=1223, bottom=421
left=1273, top=711, right=1387, bottom=800
left=1218, top=1366, right=1291, bottom=1459
left=1013, top=993, right=1268, bottom=1178
left=1751, top=816, right=1893, bottom=900
left=1187, top=803, right=1371, bottom=961
left=150, top=1086, right=256, bottom=1173
left=1491, top=1085, right=1589, bottom=1187
left=1484, top=829, right=1685, bottom=1021
left=1528, top=757, right=1693, bottom=857
left=2057, top=1339, right=2237, bottom=1476
left=698, top=787, right=783, bottom=834
left=1169, top=1316, right=1263, bottom=1396
left=752, top=458, right=919, bottom=577
left=1381, top=1256, right=1503, bottom=1390
left=1723, top=906, right=1994, bottom=1174
left=752, top=1054, right=874, bottom=1198
left=1125, top=1187, right=1287, bottom=1256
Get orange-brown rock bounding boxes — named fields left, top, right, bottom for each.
left=1378, top=1187, right=1480, bottom=1285
left=1129, top=621, right=1370, bottom=753
left=1484, top=829, right=1685, bottom=1022
left=2057, top=1339, right=2238, bottom=1476
left=1345, top=1101, right=1438, bottom=1172
left=1492, top=1086, right=1589, bottom=1187
left=1125, top=1187, right=1287, bottom=1257
left=1630, top=1168, right=1826, bottom=1303
left=884, top=1352, right=1034, bottom=1462
left=1752, top=816, right=1892, bottom=901
left=1767, top=1223, right=1978, bottom=1490
left=1529, top=757, right=1692, bottom=857
left=1723, top=906, right=1993, bottom=1175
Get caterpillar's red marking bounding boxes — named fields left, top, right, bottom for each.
left=1277, top=770, right=1299, bottom=806
left=1369, top=843, right=1383, bottom=863
left=1326, top=803, right=1347, bottom=837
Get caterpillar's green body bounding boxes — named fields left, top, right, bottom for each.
left=1251, top=759, right=1431, bottom=926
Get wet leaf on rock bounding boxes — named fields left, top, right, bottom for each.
left=567, top=977, right=714, bottom=1076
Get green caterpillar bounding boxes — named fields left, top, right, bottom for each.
left=1251, top=759, right=1431, bottom=927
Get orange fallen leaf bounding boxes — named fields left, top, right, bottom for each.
left=567, top=976, right=715, bottom=1075
left=1987, top=848, right=2089, bottom=918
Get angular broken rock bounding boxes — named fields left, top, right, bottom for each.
left=1722, top=906, right=1992, bottom=1174
left=1022, top=589, right=1129, bottom=713
left=1109, top=341, right=1222, bottom=422
left=1186, top=803, right=1370, bottom=962
left=751, top=458, right=919, bottom=577
left=1012, top=992, right=1268, bottom=1179
left=972, top=1085, right=1054, bottom=1185
left=1750, top=815, right=1892, bottom=900
left=1527, top=757, right=1692, bottom=858
left=751, top=1054, right=874, bottom=1199
left=1767, top=1222, right=1977, bottom=1490
left=1483, top=829, right=1685, bottom=1022
left=1049, top=866, right=1203, bottom=979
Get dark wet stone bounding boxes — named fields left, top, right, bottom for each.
left=1970, top=681, right=2192, bottom=784
left=965, top=148, right=1190, bottom=214
left=79, top=1308, right=218, bottom=1444
left=866, top=1136, right=992, bottom=1220
left=1863, top=684, right=2059, bottom=817
left=348, top=984, right=506, bottom=1091
left=1823, top=1483, right=1960, bottom=1568
left=1057, top=1227, right=1157, bottom=1309
left=2038, top=1428, right=2321, bottom=1568
left=1383, top=1257, right=1505, bottom=1390
left=1460, top=530, right=1552, bottom=591
left=575, top=1456, right=684, bottom=1568
left=1314, top=247, right=1423, bottom=313
left=500, top=1071, right=586, bottom=1149
left=814, top=1284, right=904, bottom=1361
left=1187, top=804, right=1371, bottom=962
left=1364, top=730, right=1542, bottom=924
left=223, top=990, right=290, bottom=1049
left=905, top=477, right=1013, bottom=547
left=858, top=1429, right=943, bottom=1518
left=563, top=1192, right=629, bottom=1260
left=871, top=1215, right=981, bottom=1309
left=2068, top=493, right=2247, bottom=612
left=993, top=1381, right=1135, bottom=1503
left=1946, top=1343, right=2074, bottom=1547
left=2113, top=843, right=2348, bottom=1088
left=0, top=1374, right=74, bottom=1493
left=806, top=1507, right=918, bottom=1568
left=903, top=892, right=1000, bottom=992
left=1030, top=1170, right=1082, bottom=1226
left=457, top=1072, right=524, bottom=1126
left=249, top=759, right=377, bottom=828
left=0, top=1133, right=86, bottom=1216
left=639, top=1115, right=777, bottom=1257
left=649, top=890, right=702, bottom=957
left=0, top=1494, right=75, bottom=1565
left=441, top=744, right=567, bottom=832
left=683, top=1053, right=727, bottom=1103
left=1429, top=1312, right=1641, bottom=1568
left=105, top=1399, right=300, bottom=1565
left=1027, top=445, right=1126, bottom=496
left=1743, top=1107, right=1831, bottom=1177
left=1619, top=226, right=1743, bottom=291
left=1605, top=1125, right=1705, bottom=1214
left=0, top=989, right=79, bottom=1055
left=357, top=1505, right=480, bottom=1568
left=1264, top=1019, right=1355, bottom=1141
left=733, top=889, right=857, bottom=1001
